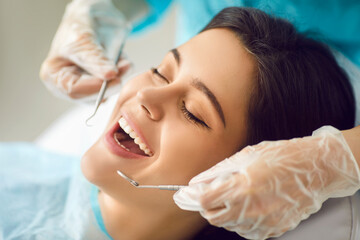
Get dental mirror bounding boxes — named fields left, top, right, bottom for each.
left=117, top=170, right=186, bottom=191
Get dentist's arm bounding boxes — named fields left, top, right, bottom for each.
left=174, top=125, right=360, bottom=240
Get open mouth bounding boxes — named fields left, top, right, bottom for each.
left=113, top=117, right=153, bottom=157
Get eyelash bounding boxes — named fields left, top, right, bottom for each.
left=151, top=67, right=210, bottom=129
left=181, top=101, right=210, bottom=129
left=151, top=67, right=169, bottom=83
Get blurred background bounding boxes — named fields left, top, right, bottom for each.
left=0, top=0, right=176, bottom=141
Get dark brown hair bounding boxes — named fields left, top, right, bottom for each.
left=203, top=7, right=355, bottom=147
left=193, top=7, right=355, bottom=240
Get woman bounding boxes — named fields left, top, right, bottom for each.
left=1, top=7, right=355, bottom=240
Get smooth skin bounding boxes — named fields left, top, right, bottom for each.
left=81, top=28, right=256, bottom=240
left=343, top=125, right=360, bottom=167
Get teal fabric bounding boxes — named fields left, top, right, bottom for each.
left=131, top=0, right=173, bottom=34
left=0, top=143, right=110, bottom=240
left=137, top=0, right=360, bottom=67
left=91, top=186, right=114, bottom=240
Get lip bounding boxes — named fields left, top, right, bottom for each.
left=104, top=112, right=153, bottom=159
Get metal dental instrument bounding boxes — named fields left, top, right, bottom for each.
left=117, top=170, right=187, bottom=191
left=85, top=28, right=130, bottom=127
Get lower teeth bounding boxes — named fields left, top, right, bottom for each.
left=114, top=135, right=130, bottom=151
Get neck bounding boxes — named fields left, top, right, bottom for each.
left=98, top=190, right=207, bottom=240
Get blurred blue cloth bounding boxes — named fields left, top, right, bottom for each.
left=0, top=143, right=111, bottom=240
left=137, top=0, right=360, bottom=68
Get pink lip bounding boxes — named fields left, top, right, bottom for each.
left=104, top=121, right=148, bottom=159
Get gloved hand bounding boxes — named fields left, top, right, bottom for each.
left=40, top=0, right=131, bottom=101
left=174, top=126, right=360, bottom=240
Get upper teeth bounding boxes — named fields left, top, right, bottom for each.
left=118, top=117, right=153, bottom=156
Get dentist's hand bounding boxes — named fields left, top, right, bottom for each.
left=174, top=126, right=360, bottom=240
left=40, top=0, right=131, bottom=100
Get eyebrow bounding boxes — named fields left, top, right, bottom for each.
left=170, top=48, right=226, bottom=128
left=191, top=79, right=226, bottom=128
left=171, top=48, right=180, bottom=65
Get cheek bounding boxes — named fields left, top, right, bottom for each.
left=120, top=72, right=150, bottom=97
left=110, top=73, right=149, bottom=110
left=107, top=73, right=149, bottom=125
left=155, top=125, right=231, bottom=183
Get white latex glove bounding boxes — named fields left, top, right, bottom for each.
left=174, top=126, right=360, bottom=239
left=40, top=0, right=131, bottom=101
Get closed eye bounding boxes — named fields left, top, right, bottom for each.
left=181, top=101, right=210, bottom=129
left=151, top=67, right=169, bottom=84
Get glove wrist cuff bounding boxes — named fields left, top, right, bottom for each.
left=312, top=126, right=360, bottom=199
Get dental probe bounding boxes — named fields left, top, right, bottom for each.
left=85, top=27, right=130, bottom=127
left=117, top=170, right=187, bottom=191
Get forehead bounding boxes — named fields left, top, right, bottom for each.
left=178, top=28, right=256, bottom=141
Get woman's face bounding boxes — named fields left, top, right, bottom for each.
left=82, top=28, right=256, bottom=206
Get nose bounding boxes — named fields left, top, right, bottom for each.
left=136, top=86, right=178, bottom=121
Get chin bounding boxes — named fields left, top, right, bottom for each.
left=80, top=145, right=98, bottom=185
left=80, top=141, right=112, bottom=186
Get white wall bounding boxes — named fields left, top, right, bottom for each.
left=0, top=0, right=176, bottom=141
